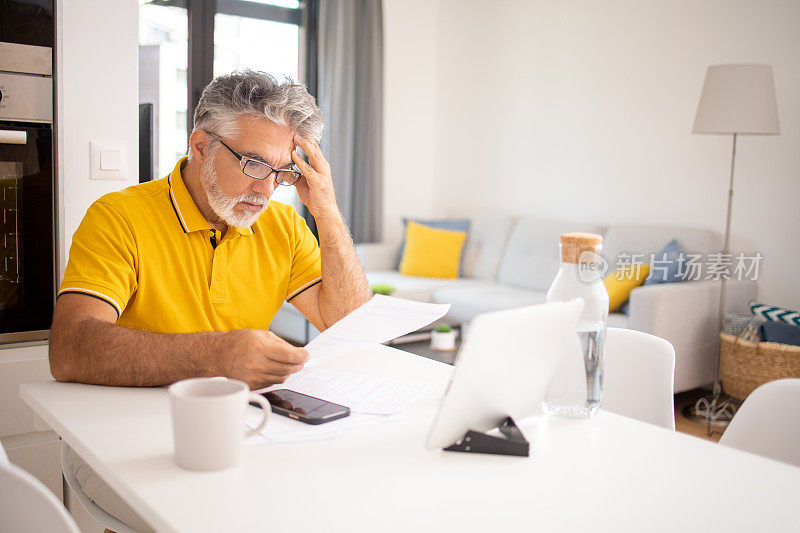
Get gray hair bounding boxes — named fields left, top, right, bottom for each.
left=192, top=70, right=323, bottom=144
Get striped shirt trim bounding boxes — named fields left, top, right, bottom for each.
left=58, top=288, right=122, bottom=318
left=286, top=277, right=322, bottom=301
left=167, top=175, right=189, bottom=233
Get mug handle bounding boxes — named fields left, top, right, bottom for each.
left=246, top=394, right=270, bottom=437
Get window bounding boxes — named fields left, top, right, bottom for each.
left=213, top=12, right=300, bottom=79
left=138, top=0, right=315, bottom=217
left=211, top=1, right=305, bottom=209
left=139, top=1, right=189, bottom=180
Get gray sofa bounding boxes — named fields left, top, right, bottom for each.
left=270, top=215, right=757, bottom=393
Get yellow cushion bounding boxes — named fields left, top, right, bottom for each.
left=603, top=264, right=651, bottom=312
left=399, top=221, right=467, bottom=279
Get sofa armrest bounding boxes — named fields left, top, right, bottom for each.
left=627, top=279, right=758, bottom=393
left=355, top=242, right=399, bottom=271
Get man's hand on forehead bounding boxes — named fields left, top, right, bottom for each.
left=291, top=135, right=340, bottom=220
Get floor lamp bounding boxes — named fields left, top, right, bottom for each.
left=687, top=64, right=780, bottom=432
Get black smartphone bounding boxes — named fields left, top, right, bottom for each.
left=254, top=389, right=350, bottom=425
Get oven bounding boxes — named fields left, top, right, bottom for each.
left=0, top=0, right=55, bottom=344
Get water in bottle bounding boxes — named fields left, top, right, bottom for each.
left=544, top=232, right=609, bottom=419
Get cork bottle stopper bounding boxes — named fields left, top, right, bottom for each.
left=560, top=232, right=603, bottom=263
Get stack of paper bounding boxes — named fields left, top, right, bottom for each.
left=245, top=368, right=433, bottom=445
left=245, top=295, right=448, bottom=445
left=260, top=368, right=431, bottom=415
left=245, top=410, right=400, bottom=445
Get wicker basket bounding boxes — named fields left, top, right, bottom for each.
left=719, top=331, right=800, bottom=400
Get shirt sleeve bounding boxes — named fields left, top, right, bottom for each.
left=285, top=209, right=322, bottom=301
left=58, top=200, right=138, bottom=317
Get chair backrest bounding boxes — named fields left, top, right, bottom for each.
left=61, top=442, right=140, bottom=533
left=0, top=457, right=80, bottom=533
left=603, top=327, right=676, bottom=430
left=719, top=378, right=800, bottom=467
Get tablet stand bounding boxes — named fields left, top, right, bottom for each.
left=443, top=416, right=530, bottom=457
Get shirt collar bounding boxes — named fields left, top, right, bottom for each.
left=167, top=157, right=255, bottom=236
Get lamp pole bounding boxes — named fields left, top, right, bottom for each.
left=714, top=133, right=737, bottom=396
left=687, top=64, right=780, bottom=434
left=705, top=132, right=737, bottom=434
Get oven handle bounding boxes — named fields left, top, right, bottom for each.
left=0, top=130, right=28, bottom=144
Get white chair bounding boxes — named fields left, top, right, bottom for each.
left=61, top=442, right=139, bottom=533
left=719, top=378, right=800, bottom=467
left=603, top=327, right=676, bottom=430
left=0, top=443, right=81, bottom=533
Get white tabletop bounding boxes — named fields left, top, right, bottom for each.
left=22, top=345, right=800, bottom=532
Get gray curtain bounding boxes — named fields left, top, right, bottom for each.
left=318, top=0, right=383, bottom=243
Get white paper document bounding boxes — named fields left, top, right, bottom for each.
left=304, top=294, right=450, bottom=361
left=260, top=367, right=433, bottom=415
left=246, top=367, right=433, bottom=445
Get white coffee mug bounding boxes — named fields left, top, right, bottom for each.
left=168, top=377, right=269, bottom=471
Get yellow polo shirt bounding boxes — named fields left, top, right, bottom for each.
left=58, top=157, right=322, bottom=333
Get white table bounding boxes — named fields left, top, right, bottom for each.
left=22, top=345, right=800, bottom=532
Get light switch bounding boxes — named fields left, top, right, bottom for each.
left=90, top=141, right=127, bottom=180
left=100, top=149, right=122, bottom=171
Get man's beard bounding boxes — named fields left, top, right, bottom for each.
left=200, top=156, right=267, bottom=228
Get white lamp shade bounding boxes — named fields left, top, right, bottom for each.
left=692, top=64, right=780, bottom=134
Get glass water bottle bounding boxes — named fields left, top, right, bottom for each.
left=544, top=232, right=609, bottom=419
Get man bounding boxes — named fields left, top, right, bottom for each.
left=50, top=71, right=372, bottom=531
left=50, top=70, right=371, bottom=388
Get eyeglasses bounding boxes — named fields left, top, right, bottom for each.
left=210, top=134, right=302, bottom=186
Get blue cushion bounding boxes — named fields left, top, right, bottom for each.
left=759, top=321, right=800, bottom=347
left=395, top=218, right=471, bottom=273
left=619, top=239, right=686, bottom=315
left=644, top=239, right=686, bottom=285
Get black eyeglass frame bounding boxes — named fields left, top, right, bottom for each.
left=210, top=134, right=302, bottom=186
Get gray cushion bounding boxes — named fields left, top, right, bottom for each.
left=497, top=218, right=606, bottom=291
left=460, top=214, right=517, bottom=280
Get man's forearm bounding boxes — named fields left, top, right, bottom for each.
left=315, top=210, right=372, bottom=327
left=50, top=317, right=223, bottom=387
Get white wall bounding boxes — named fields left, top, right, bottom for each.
left=384, top=0, right=800, bottom=310
left=56, top=0, right=139, bottom=279
left=53, top=2, right=139, bottom=530
left=381, top=0, right=441, bottom=244
left=53, top=0, right=799, bottom=309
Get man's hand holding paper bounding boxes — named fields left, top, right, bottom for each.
left=303, top=294, right=451, bottom=361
